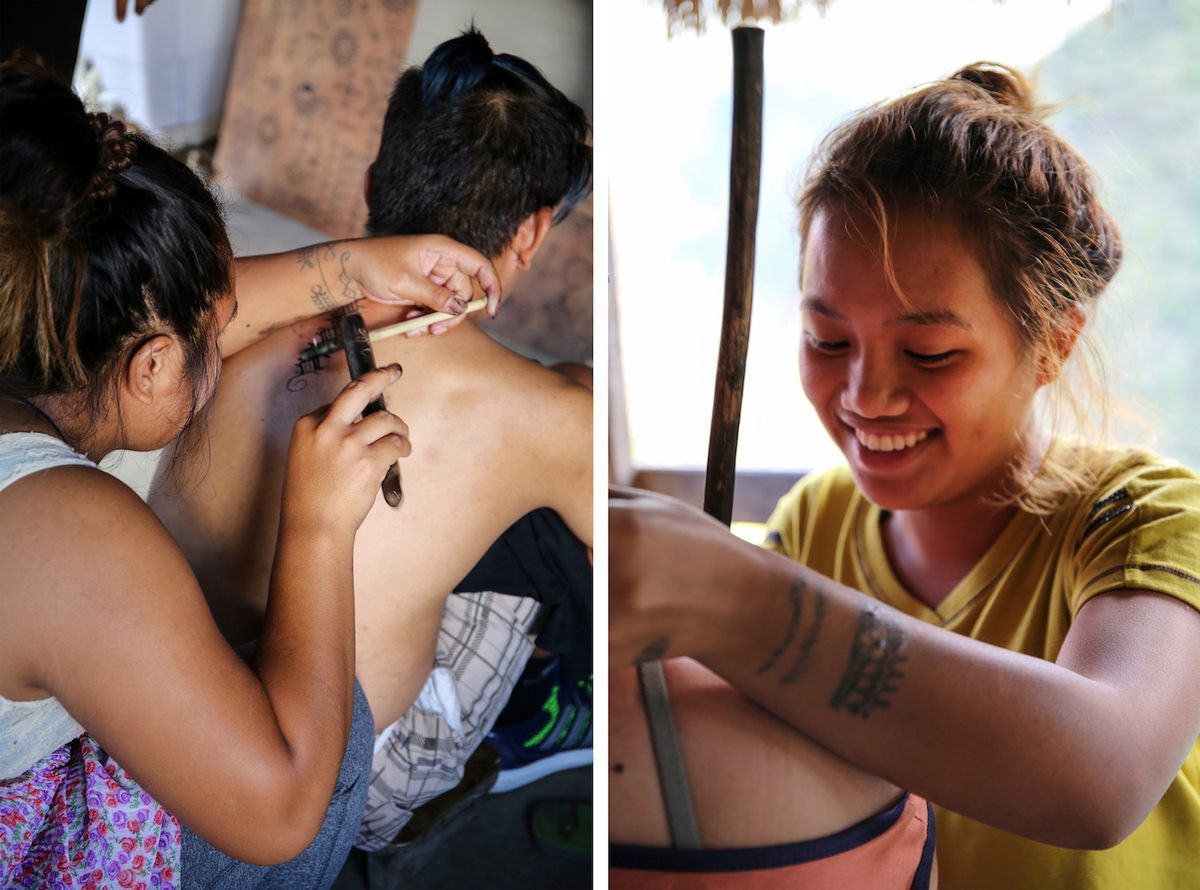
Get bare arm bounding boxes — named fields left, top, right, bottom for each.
left=222, top=235, right=503, bottom=359
left=609, top=488, right=1200, bottom=849
left=526, top=376, right=593, bottom=547
left=0, top=367, right=408, bottom=864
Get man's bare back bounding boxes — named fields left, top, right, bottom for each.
left=150, top=299, right=592, bottom=730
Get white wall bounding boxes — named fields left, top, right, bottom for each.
left=407, top=0, right=592, bottom=119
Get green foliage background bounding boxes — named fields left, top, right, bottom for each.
left=1040, top=0, right=1200, bottom=465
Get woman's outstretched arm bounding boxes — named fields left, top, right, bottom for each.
left=221, top=234, right=503, bottom=358
left=609, top=488, right=1200, bottom=849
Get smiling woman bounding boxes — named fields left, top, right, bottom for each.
left=799, top=205, right=1043, bottom=524
left=609, top=59, right=1200, bottom=890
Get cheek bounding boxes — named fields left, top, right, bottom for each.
left=935, top=363, right=1035, bottom=446
left=799, top=347, right=834, bottom=393
left=798, top=353, right=831, bottom=415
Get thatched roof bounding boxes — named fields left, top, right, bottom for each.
left=658, top=0, right=1113, bottom=36
left=660, top=0, right=831, bottom=35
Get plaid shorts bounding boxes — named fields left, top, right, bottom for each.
left=354, top=590, right=540, bottom=851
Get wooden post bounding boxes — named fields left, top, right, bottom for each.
left=703, top=26, right=764, bottom=526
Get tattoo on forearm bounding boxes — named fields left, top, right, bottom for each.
left=757, top=576, right=805, bottom=675
left=782, top=587, right=826, bottom=684
left=310, top=283, right=336, bottom=312
left=756, top=575, right=828, bottom=684
left=304, top=242, right=353, bottom=313
left=635, top=636, right=669, bottom=663
left=829, top=604, right=909, bottom=719
left=338, top=250, right=360, bottom=303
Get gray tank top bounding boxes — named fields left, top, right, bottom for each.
left=0, top=432, right=94, bottom=780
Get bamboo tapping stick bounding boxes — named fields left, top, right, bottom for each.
left=703, top=25, right=764, bottom=527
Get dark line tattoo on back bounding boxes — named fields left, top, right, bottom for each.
left=829, top=604, right=909, bottom=719
left=635, top=636, right=669, bottom=663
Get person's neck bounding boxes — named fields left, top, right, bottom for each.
left=880, top=430, right=1047, bottom=609
left=881, top=496, right=1018, bottom=609
left=9, top=392, right=116, bottom=461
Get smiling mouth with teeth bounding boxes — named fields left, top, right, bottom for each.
left=854, top=429, right=930, bottom=453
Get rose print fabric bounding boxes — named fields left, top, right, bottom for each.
left=0, top=734, right=180, bottom=889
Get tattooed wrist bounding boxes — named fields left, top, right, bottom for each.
left=301, top=240, right=360, bottom=312
left=829, top=603, right=909, bottom=719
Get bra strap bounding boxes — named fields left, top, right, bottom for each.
left=636, top=660, right=702, bottom=849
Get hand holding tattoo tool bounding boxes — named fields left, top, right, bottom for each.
left=298, top=297, right=489, bottom=368
left=337, top=311, right=405, bottom=508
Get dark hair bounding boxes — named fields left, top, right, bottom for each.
left=796, top=62, right=1124, bottom=512
left=366, top=26, right=591, bottom=256
left=0, top=53, right=232, bottom=438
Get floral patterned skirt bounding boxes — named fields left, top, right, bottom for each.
left=0, top=735, right=181, bottom=889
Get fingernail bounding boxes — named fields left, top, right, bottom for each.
left=448, top=298, right=467, bottom=316
left=406, top=329, right=424, bottom=338
left=431, top=323, right=448, bottom=336
left=388, top=362, right=403, bottom=375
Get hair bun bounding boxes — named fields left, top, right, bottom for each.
left=86, top=111, right=137, bottom=201
left=952, top=62, right=1036, bottom=113
left=420, top=25, right=494, bottom=111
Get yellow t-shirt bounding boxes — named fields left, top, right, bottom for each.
left=762, top=447, right=1200, bottom=890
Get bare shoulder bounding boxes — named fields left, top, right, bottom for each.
left=0, top=464, right=206, bottom=688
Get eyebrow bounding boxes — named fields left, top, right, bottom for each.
left=802, top=297, right=973, bottom=331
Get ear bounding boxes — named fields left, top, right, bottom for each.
left=1036, top=306, right=1086, bottom=387
left=364, top=164, right=375, bottom=205
left=123, top=334, right=183, bottom=405
left=512, top=207, right=555, bottom=271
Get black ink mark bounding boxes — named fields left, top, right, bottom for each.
left=297, top=246, right=315, bottom=270
left=290, top=327, right=339, bottom=390
left=782, top=586, right=827, bottom=684
left=635, top=636, right=669, bottom=664
left=612, top=763, right=625, bottom=774
left=757, top=576, right=805, bottom=675
left=829, top=605, right=909, bottom=719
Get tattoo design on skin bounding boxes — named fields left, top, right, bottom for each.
left=756, top=575, right=828, bottom=684
left=303, top=242, right=348, bottom=313
left=288, top=301, right=368, bottom=391
left=635, top=636, right=669, bottom=663
left=757, top=576, right=805, bottom=675
left=337, top=250, right=360, bottom=303
left=782, top=586, right=826, bottom=684
left=829, top=604, right=909, bottom=719
left=310, top=283, right=336, bottom=313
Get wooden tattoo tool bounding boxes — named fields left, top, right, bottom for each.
left=337, top=311, right=404, bottom=508
left=638, top=24, right=767, bottom=853
left=298, top=297, right=489, bottom=368
left=704, top=25, right=764, bottom=527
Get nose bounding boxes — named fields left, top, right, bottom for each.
left=840, top=352, right=910, bottom=419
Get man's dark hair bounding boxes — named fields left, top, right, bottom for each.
left=366, top=27, right=591, bottom=257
